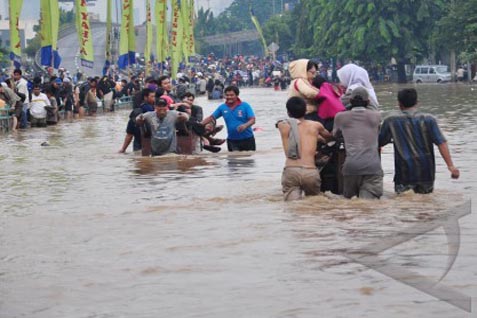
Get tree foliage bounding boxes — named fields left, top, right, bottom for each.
left=433, top=0, right=477, bottom=61
left=297, top=0, right=446, bottom=64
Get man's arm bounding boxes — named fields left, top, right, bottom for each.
left=237, top=117, right=255, bottom=132
left=437, top=142, right=460, bottom=179
left=176, top=111, right=189, bottom=122
left=201, top=115, right=215, bottom=126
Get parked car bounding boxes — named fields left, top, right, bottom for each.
left=413, top=65, right=451, bottom=83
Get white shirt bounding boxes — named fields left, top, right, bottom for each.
left=15, top=77, right=30, bottom=104
left=29, top=93, right=50, bottom=119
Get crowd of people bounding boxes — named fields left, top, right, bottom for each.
left=279, top=59, right=460, bottom=201
left=0, top=55, right=461, bottom=201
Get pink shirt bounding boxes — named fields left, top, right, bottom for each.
left=317, top=83, right=345, bottom=119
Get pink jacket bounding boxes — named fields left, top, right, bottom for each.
left=316, top=82, right=345, bottom=119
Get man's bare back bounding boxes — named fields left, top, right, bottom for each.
left=278, top=119, right=330, bottom=168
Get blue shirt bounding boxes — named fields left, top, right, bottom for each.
left=212, top=101, right=255, bottom=140
left=379, top=109, right=446, bottom=185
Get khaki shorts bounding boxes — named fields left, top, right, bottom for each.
left=281, top=166, right=321, bottom=201
left=343, top=174, right=383, bottom=199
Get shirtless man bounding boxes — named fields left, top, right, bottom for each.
left=277, top=96, right=331, bottom=201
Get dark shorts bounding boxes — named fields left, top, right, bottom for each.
left=395, top=183, right=434, bottom=194
left=227, top=137, right=256, bottom=152
left=14, top=101, right=23, bottom=119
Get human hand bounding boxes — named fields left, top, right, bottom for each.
left=237, top=124, right=246, bottom=132
left=448, top=166, right=460, bottom=179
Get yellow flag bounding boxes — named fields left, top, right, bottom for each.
left=145, top=0, right=152, bottom=76
left=128, top=0, right=136, bottom=64
left=155, top=0, right=168, bottom=63
left=250, top=9, right=268, bottom=56
left=8, top=0, right=23, bottom=68
left=188, top=0, right=196, bottom=55
left=75, top=0, right=94, bottom=68
left=181, top=0, right=190, bottom=63
left=170, top=0, right=183, bottom=79
left=40, top=0, right=61, bottom=68
left=118, top=0, right=131, bottom=69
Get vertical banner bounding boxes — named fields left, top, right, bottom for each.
left=9, top=0, right=23, bottom=69
left=250, top=8, right=268, bottom=56
left=128, top=0, right=136, bottom=65
left=189, top=0, right=195, bottom=56
left=155, top=0, right=168, bottom=64
left=103, top=0, right=112, bottom=74
left=144, top=0, right=152, bottom=76
left=181, top=0, right=190, bottom=63
left=75, top=0, right=94, bottom=68
left=170, top=0, right=183, bottom=79
left=40, top=0, right=61, bottom=68
left=50, top=0, right=61, bottom=68
left=40, top=0, right=52, bottom=66
left=118, top=0, right=131, bottom=69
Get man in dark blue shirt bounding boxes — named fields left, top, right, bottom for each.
left=379, top=88, right=460, bottom=194
left=118, top=88, right=156, bottom=153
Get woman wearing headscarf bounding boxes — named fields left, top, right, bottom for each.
left=337, top=64, right=379, bottom=109
left=288, top=59, right=320, bottom=117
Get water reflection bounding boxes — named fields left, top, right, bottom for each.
left=131, top=155, right=213, bottom=175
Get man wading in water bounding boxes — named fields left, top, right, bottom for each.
left=277, top=96, right=331, bottom=201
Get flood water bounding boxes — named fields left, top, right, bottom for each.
left=1, top=84, right=476, bottom=318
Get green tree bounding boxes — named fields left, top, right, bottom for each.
left=433, top=0, right=477, bottom=78
left=262, top=11, right=296, bottom=54
left=298, top=0, right=446, bottom=82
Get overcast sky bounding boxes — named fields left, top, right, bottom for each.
left=0, top=0, right=234, bottom=23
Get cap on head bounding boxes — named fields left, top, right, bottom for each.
left=350, top=86, right=369, bottom=101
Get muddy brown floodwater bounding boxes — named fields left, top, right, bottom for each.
left=1, top=84, right=476, bottom=317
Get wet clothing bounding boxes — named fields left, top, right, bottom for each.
left=281, top=166, right=321, bottom=201
left=343, top=175, right=383, bottom=199
left=227, top=137, right=256, bottom=152
left=211, top=99, right=255, bottom=141
left=379, top=108, right=446, bottom=190
left=139, top=110, right=180, bottom=156
left=29, top=92, right=50, bottom=119
left=333, top=107, right=382, bottom=176
left=46, top=97, right=58, bottom=125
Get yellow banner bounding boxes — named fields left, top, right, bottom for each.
left=8, top=0, right=23, bottom=68
left=105, top=0, right=112, bottom=63
left=155, top=0, right=168, bottom=63
left=118, top=0, right=131, bottom=69
left=250, top=9, right=268, bottom=56
left=181, top=0, right=190, bottom=63
left=170, top=0, right=183, bottom=79
left=75, top=0, right=94, bottom=68
left=40, top=0, right=61, bottom=67
left=145, top=0, right=152, bottom=76
left=188, top=0, right=196, bottom=56
left=128, top=0, right=136, bottom=63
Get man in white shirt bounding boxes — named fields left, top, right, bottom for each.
left=13, top=69, right=30, bottom=129
left=29, top=84, right=50, bottom=127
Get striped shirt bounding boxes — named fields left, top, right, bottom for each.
left=379, top=109, right=446, bottom=185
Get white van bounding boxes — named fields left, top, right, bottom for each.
left=413, top=65, right=451, bottom=83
